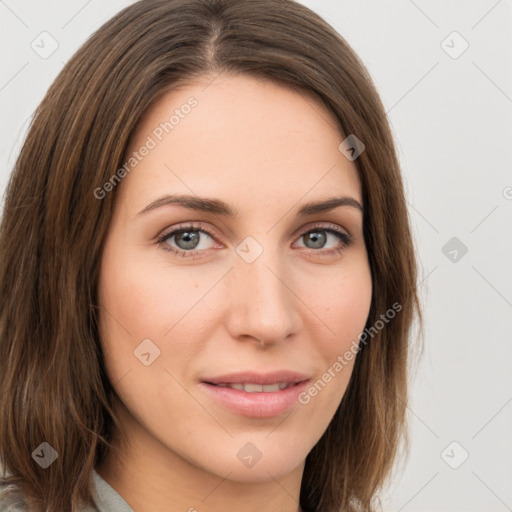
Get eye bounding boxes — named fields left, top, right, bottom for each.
left=157, top=222, right=217, bottom=258
left=156, top=222, right=353, bottom=258
left=293, top=223, right=353, bottom=256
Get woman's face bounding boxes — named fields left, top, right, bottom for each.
left=97, top=73, right=372, bottom=484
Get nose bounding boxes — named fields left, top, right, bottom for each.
left=224, top=245, right=301, bottom=347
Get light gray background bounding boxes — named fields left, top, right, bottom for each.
left=1, top=1, right=511, bottom=511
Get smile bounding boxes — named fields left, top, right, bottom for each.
left=210, top=382, right=294, bottom=392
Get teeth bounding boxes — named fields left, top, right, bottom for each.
left=215, top=382, right=293, bottom=392
left=247, top=383, right=267, bottom=392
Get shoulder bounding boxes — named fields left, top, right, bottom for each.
left=0, top=464, right=100, bottom=512
left=0, top=460, right=28, bottom=512
left=0, top=479, right=98, bottom=512
left=0, top=458, right=102, bottom=512
left=0, top=480, right=29, bottom=512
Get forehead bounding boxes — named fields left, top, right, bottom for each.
left=119, top=73, right=362, bottom=212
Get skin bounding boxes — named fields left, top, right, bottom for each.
left=95, top=72, right=373, bottom=512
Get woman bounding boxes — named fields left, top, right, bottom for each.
left=0, top=0, right=422, bottom=511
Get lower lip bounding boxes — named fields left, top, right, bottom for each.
left=199, top=381, right=310, bottom=418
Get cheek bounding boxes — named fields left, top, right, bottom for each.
left=331, top=279, right=372, bottom=344
left=294, top=265, right=372, bottom=426
left=306, top=261, right=373, bottom=352
left=98, top=243, right=201, bottom=337
left=97, top=241, right=219, bottom=384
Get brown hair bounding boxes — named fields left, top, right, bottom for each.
left=0, top=0, right=422, bottom=510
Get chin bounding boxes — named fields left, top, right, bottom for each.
left=191, top=436, right=309, bottom=483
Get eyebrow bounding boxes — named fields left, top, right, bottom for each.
left=137, top=194, right=363, bottom=217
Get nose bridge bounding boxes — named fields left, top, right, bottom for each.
left=227, top=235, right=299, bottom=343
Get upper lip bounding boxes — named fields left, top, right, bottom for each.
left=202, top=371, right=310, bottom=385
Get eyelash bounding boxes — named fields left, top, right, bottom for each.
left=156, top=222, right=353, bottom=259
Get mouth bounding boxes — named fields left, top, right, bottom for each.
left=201, top=370, right=310, bottom=387
left=199, top=372, right=310, bottom=418
left=205, top=381, right=297, bottom=392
